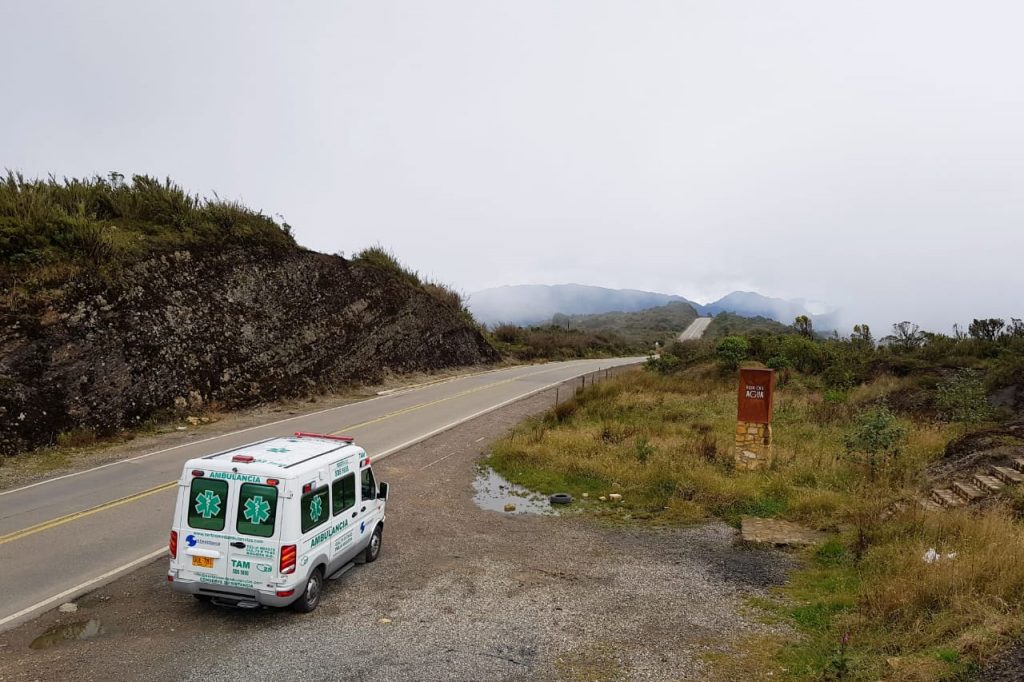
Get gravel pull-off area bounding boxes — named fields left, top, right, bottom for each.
left=0, top=387, right=793, bottom=682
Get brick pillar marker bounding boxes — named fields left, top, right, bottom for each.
left=734, top=368, right=775, bottom=471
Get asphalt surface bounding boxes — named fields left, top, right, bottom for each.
left=0, top=380, right=792, bottom=682
left=0, top=358, right=642, bottom=631
left=678, top=317, right=712, bottom=341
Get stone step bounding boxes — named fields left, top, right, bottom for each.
left=973, top=473, right=1005, bottom=493
left=951, top=480, right=986, bottom=503
left=992, top=465, right=1024, bottom=485
left=931, top=488, right=964, bottom=507
left=918, top=498, right=944, bottom=513
left=1011, top=457, right=1024, bottom=473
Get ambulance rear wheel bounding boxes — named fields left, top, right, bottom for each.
left=365, top=525, right=383, bottom=563
left=293, top=567, right=324, bottom=613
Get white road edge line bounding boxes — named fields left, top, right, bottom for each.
left=0, top=363, right=563, bottom=498
left=0, top=546, right=166, bottom=632
left=0, top=359, right=641, bottom=634
left=371, top=360, right=639, bottom=463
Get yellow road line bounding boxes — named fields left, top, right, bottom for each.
left=3, top=362, right=588, bottom=545
left=330, top=364, right=576, bottom=435
left=0, top=480, right=178, bottom=546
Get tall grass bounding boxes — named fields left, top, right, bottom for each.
left=1, top=171, right=296, bottom=269
left=488, top=366, right=1024, bottom=678
left=353, top=244, right=475, bottom=322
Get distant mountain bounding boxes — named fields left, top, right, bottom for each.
left=468, top=284, right=838, bottom=330
left=698, top=291, right=840, bottom=330
left=467, top=284, right=696, bottom=326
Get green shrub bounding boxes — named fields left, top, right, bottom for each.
left=936, top=369, right=992, bottom=423
left=645, top=353, right=682, bottom=375
left=844, top=405, right=906, bottom=480
left=715, top=336, right=749, bottom=371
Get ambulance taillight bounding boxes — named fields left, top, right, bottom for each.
left=280, top=545, right=297, bottom=574
left=169, top=530, right=178, bottom=559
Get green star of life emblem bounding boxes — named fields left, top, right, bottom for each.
left=267, top=447, right=289, bottom=453
left=194, top=490, right=222, bottom=519
left=244, top=495, right=271, bottom=524
left=309, top=494, right=323, bottom=522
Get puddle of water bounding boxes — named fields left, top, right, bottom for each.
left=29, top=619, right=103, bottom=649
left=473, top=467, right=556, bottom=515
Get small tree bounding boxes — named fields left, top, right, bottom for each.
left=844, top=405, right=905, bottom=481
left=715, top=336, right=749, bottom=371
left=794, top=315, right=814, bottom=338
left=851, top=324, right=873, bottom=346
left=968, top=318, right=1005, bottom=342
left=883, top=321, right=925, bottom=352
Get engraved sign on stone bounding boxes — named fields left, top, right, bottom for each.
left=737, top=368, right=774, bottom=424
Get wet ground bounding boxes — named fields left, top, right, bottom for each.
left=0, top=385, right=793, bottom=682
left=471, top=466, right=557, bottom=515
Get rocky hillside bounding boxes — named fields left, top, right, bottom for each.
left=0, top=174, right=497, bottom=455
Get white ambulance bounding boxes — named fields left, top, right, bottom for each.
left=167, top=432, right=388, bottom=612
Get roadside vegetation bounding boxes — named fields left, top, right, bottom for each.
left=353, top=245, right=474, bottom=323
left=487, top=317, right=1024, bottom=680
left=551, top=301, right=698, bottom=349
left=485, top=323, right=639, bottom=361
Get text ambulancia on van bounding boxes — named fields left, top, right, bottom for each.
left=167, top=432, right=388, bottom=612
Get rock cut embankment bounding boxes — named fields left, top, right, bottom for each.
left=0, top=247, right=498, bottom=455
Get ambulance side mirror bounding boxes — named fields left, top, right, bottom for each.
left=378, top=481, right=389, bottom=501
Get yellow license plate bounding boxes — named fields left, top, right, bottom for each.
left=192, top=556, right=214, bottom=569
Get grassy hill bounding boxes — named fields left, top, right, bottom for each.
left=557, top=301, right=699, bottom=348
left=705, top=311, right=794, bottom=339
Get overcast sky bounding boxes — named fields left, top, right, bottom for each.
left=2, top=1, right=1021, bottom=333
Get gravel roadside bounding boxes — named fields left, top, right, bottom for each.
left=0, top=385, right=793, bottom=682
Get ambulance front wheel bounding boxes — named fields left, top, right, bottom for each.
left=365, top=525, right=383, bottom=563
left=293, top=566, right=324, bottom=613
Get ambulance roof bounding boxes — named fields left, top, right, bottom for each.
left=196, top=435, right=361, bottom=475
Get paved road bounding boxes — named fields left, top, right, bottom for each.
left=678, top=316, right=712, bottom=341
left=0, top=357, right=641, bottom=630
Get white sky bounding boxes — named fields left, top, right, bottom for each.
left=2, top=1, right=1021, bottom=333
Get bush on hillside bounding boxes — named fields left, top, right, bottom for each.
left=0, top=171, right=295, bottom=269
left=715, top=336, right=749, bottom=371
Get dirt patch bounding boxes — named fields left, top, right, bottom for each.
left=0, top=383, right=793, bottom=682
left=926, top=421, right=1024, bottom=482
left=740, top=517, right=827, bottom=546
left=975, top=640, right=1024, bottom=682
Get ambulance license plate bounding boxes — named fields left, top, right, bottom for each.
left=192, top=556, right=214, bottom=569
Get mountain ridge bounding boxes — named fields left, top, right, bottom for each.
left=468, top=283, right=837, bottom=329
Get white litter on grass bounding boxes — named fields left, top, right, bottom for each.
left=922, top=548, right=958, bottom=564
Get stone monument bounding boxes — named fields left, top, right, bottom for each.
left=735, top=367, right=775, bottom=471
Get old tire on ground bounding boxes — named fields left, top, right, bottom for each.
left=549, top=493, right=573, bottom=505
left=292, top=566, right=324, bottom=613
left=364, top=525, right=383, bottom=563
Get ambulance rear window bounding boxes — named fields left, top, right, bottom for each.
left=237, top=483, right=279, bottom=538
left=188, top=478, right=228, bottom=531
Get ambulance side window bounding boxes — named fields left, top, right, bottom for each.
left=300, top=485, right=330, bottom=534
left=332, top=474, right=356, bottom=516
left=236, top=483, right=278, bottom=538
left=188, top=478, right=229, bottom=531
left=361, top=468, right=376, bottom=501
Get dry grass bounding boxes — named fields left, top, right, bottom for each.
left=488, top=365, right=1024, bottom=679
